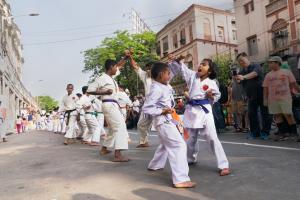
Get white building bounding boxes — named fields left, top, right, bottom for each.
left=156, top=4, right=238, bottom=70
left=0, top=0, right=38, bottom=131
left=130, top=9, right=151, bottom=34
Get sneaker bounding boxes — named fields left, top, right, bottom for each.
left=295, top=135, right=300, bottom=142
left=247, top=132, right=257, bottom=140
left=260, top=132, right=269, bottom=140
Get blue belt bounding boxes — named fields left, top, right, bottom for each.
left=187, top=99, right=210, bottom=113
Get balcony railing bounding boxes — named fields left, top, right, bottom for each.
left=266, top=0, right=287, bottom=16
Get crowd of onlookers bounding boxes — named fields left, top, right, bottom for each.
left=14, top=53, right=300, bottom=143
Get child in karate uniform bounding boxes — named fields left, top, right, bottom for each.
left=142, top=62, right=196, bottom=188
left=169, top=57, right=230, bottom=176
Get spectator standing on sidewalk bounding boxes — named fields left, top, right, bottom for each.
left=263, top=56, right=300, bottom=142
left=16, top=116, right=22, bottom=134
left=228, top=68, right=248, bottom=133
left=236, top=53, right=272, bottom=140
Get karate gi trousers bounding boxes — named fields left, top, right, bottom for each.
left=137, top=111, right=153, bottom=144
left=64, top=114, right=77, bottom=139
left=102, top=102, right=128, bottom=150
left=186, top=111, right=229, bottom=169
left=148, top=122, right=190, bottom=184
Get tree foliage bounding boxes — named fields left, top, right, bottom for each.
left=213, top=54, right=232, bottom=86
left=83, top=31, right=159, bottom=96
left=37, top=96, right=58, bottom=112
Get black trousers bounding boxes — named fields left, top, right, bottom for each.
left=248, top=98, right=272, bottom=137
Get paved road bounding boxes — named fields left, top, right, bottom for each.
left=0, top=130, right=299, bottom=200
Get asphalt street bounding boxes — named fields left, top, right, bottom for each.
left=0, top=129, right=299, bottom=200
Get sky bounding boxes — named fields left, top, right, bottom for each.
left=9, top=0, right=232, bottom=101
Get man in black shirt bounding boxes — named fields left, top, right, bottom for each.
left=235, top=53, right=272, bottom=139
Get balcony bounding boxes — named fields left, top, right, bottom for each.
left=266, top=0, right=287, bottom=16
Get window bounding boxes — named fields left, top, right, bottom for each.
left=272, top=29, right=289, bottom=49
left=162, top=36, right=169, bottom=53
left=180, top=27, right=186, bottom=45
left=189, top=24, right=193, bottom=41
left=271, top=19, right=289, bottom=50
left=232, top=30, right=237, bottom=41
left=203, top=18, right=211, bottom=40
left=173, top=33, right=178, bottom=49
left=244, top=4, right=249, bottom=14
left=217, top=26, right=225, bottom=42
left=244, top=0, right=254, bottom=14
left=247, top=35, right=258, bottom=56
left=156, top=41, right=161, bottom=55
left=250, top=0, right=254, bottom=11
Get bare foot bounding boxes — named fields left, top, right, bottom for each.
left=147, top=168, right=163, bottom=171
left=219, top=168, right=231, bottom=176
left=100, top=147, right=112, bottom=155
left=89, top=142, right=100, bottom=146
left=136, top=142, right=150, bottom=148
left=174, top=181, right=196, bottom=188
left=113, top=156, right=130, bottom=162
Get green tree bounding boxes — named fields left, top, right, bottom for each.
left=213, top=54, right=232, bottom=86
left=83, top=31, right=159, bottom=96
left=37, top=96, right=58, bottom=112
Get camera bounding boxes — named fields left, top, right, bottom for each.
left=232, top=69, right=237, bottom=76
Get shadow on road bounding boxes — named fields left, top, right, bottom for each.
left=132, top=188, right=199, bottom=200
left=72, top=193, right=114, bottom=200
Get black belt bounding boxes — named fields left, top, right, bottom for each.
left=102, top=99, right=121, bottom=108
left=64, top=109, right=76, bottom=126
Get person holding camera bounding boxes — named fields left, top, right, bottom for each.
left=236, top=53, right=272, bottom=140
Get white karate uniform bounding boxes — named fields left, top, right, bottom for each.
left=88, top=73, right=128, bottom=150
left=170, top=61, right=229, bottom=169
left=118, top=91, right=132, bottom=119
left=52, top=111, right=60, bottom=133
left=59, top=113, right=66, bottom=133
left=92, top=97, right=106, bottom=138
left=143, top=81, right=191, bottom=184
left=58, top=94, right=78, bottom=139
left=135, top=68, right=153, bottom=144
left=76, top=107, right=88, bottom=138
left=76, top=95, right=100, bottom=143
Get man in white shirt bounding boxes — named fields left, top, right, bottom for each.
left=58, top=84, right=78, bottom=145
left=88, top=58, right=129, bottom=162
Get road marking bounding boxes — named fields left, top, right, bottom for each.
left=128, top=131, right=300, bottom=151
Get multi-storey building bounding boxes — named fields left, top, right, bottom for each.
left=0, top=0, right=38, bottom=131
left=234, top=0, right=300, bottom=63
left=156, top=4, right=238, bottom=71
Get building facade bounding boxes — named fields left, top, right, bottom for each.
left=0, top=0, right=38, bottom=131
left=234, top=0, right=300, bottom=63
left=156, top=4, right=238, bottom=71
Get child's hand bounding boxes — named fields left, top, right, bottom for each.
left=206, top=90, right=214, bottom=100
left=161, top=108, right=174, bottom=115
